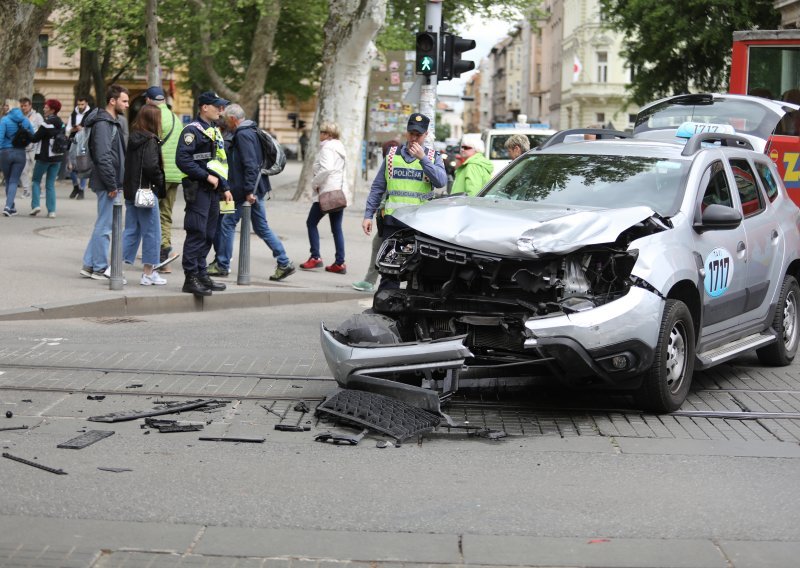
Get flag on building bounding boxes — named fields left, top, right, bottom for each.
left=573, top=54, right=582, bottom=82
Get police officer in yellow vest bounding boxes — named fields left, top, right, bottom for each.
left=176, top=91, right=233, bottom=297
left=362, top=113, right=447, bottom=290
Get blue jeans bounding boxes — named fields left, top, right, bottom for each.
left=306, top=201, right=345, bottom=265
left=216, top=197, right=290, bottom=269
left=123, top=199, right=162, bottom=266
left=70, top=170, right=88, bottom=190
left=1, top=148, right=26, bottom=211
left=81, top=190, right=115, bottom=271
left=32, top=161, right=60, bottom=213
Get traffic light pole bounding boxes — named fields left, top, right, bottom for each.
left=419, top=0, right=442, bottom=138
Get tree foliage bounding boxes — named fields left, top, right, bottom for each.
left=599, top=0, right=780, bottom=105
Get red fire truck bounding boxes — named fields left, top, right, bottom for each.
left=729, top=30, right=800, bottom=203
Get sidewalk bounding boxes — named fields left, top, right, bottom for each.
left=0, top=161, right=379, bottom=320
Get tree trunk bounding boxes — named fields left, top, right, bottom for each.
left=145, top=0, right=161, bottom=87
left=293, top=0, right=386, bottom=202
left=0, top=1, right=55, bottom=102
left=195, top=0, right=280, bottom=118
left=75, top=48, right=95, bottom=104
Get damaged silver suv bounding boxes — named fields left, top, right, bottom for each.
left=322, top=94, right=800, bottom=414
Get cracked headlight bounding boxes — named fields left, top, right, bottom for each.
left=377, top=237, right=418, bottom=270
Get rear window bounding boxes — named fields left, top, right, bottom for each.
left=635, top=94, right=784, bottom=141
left=755, top=162, right=780, bottom=202
left=483, top=154, right=689, bottom=216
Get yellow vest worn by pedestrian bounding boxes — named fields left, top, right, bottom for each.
left=383, top=145, right=436, bottom=216
left=187, top=121, right=228, bottom=181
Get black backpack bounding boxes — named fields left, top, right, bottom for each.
left=253, top=127, right=286, bottom=176
left=11, top=127, right=31, bottom=148
left=51, top=126, right=70, bottom=155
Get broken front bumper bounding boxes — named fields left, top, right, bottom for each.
left=319, top=323, right=473, bottom=414
left=523, top=286, right=664, bottom=383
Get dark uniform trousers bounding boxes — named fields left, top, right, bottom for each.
left=182, top=185, right=220, bottom=274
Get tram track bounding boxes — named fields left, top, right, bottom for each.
left=1, top=363, right=800, bottom=422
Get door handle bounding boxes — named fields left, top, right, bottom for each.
left=737, top=241, right=746, bottom=252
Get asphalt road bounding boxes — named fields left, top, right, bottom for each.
left=1, top=301, right=800, bottom=567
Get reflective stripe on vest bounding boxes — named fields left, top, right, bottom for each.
left=383, top=146, right=436, bottom=216
left=188, top=121, right=228, bottom=180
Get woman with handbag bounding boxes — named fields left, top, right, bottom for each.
left=300, top=121, right=349, bottom=274
left=122, top=103, right=167, bottom=286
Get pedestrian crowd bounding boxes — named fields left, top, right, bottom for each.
left=3, top=84, right=488, bottom=297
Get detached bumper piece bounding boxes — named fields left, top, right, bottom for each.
left=315, top=389, right=441, bottom=443
left=57, top=430, right=114, bottom=449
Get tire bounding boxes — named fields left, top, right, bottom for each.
left=635, top=299, right=695, bottom=413
left=757, top=275, right=800, bottom=366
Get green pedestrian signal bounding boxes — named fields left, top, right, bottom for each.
left=415, top=31, right=438, bottom=76
left=420, top=56, right=434, bottom=73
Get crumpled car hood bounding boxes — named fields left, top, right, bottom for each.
left=392, top=197, right=656, bottom=257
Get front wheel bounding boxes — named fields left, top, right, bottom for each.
left=635, top=299, right=695, bottom=413
left=757, top=274, right=800, bottom=366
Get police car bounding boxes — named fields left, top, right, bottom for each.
left=321, top=94, right=800, bottom=415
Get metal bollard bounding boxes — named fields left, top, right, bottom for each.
left=109, top=192, right=124, bottom=291
left=237, top=202, right=252, bottom=285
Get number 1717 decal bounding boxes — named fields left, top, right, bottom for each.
left=704, top=248, right=734, bottom=298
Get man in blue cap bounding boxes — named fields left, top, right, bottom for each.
left=175, top=91, right=233, bottom=296
left=361, top=112, right=447, bottom=290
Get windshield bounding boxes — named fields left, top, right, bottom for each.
left=634, top=94, right=784, bottom=140
left=488, top=133, right=554, bottom=159
left=482, top=154, right=689, bottom=216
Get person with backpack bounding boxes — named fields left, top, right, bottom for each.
left=0, top=102, right=35, bottom=217
left=66, top=96, right=92, bottom=199
left=206, top=104, right=294, bottom=281
left=29, top=99, right=68, bottom=218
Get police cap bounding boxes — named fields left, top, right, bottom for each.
left=407, top=113, right=430, bottom=133
left=198, top=91, right=230, bottom=107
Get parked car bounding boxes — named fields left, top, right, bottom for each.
left=483, top=126, right=557, bottom=177
left=321, top=94, right=800, bottom=415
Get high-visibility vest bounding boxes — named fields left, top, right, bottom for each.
left=383, top=145, right=436, bottom=216
left=187, top=121, right=228, bottom=181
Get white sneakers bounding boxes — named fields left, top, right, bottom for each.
left=140, top=271, right=167, bottom=286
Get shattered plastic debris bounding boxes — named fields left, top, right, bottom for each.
left=57, top=430, right=114, bottom=449
left=468, top=428, right=507, bottom=441
left=3, top=452, right=66, bottom=475
left=314, top=428, right=368, bottom=446
left=125, top=384, right=144, bottom=389
left=293, top=400, right=311, bottom=413
left=376, top=440, right=394, bottom=448
left=5, top=411, right=12, bottom=419
left=87, top=395, right=106, bottom=401
left=88, top=399, right=222, bottom=423
left=98, top=467, right=133, bottom=473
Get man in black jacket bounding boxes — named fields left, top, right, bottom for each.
left=80, top=84, right=129, bottom=280
left=208, top=103, right=294, bottom=281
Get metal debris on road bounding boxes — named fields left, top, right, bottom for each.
left=0, top=425, right=28, bottom=432
left=314, top=428, right=369, bottom=446
left=5, top=411, right=12, bottom=418
left=2, top=452, right=67, bottom=475
left=144, top=418, right=205, bottom=433
left=125, top=384, right=144, bottom=389
left=376, top=440, right=394, bottom=448
left=88, top=399, right=222, bottom=423
left=57, top=430, right=115, bottom=449
left=87, top=395, right=106, bottom=401
left=293, top=400, right=311, bottom=413
left=274, top=424, right=310, bottom=432
left=98, top=467, right=133, bottom=473
left=198, top=436, right=265, bottom=443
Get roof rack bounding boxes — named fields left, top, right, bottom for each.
left=538, top=128, right=632, bottom=149
left=681, top=132, right=754, bottom=156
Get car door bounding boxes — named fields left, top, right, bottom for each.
left=730, top=157, right=785, bottom=325
left=693, top=160, right=750, bottom=333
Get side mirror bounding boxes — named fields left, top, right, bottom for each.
left=694, top=203, right=742, bottom=234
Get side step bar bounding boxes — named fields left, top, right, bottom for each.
left=696, top=333, right=775, bottom=368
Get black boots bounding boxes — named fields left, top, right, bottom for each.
left=197, top=272, right=226, bottom=291
left=182, top=272, right=212, bottom=297
left=69, top=186, right=80, bottom=199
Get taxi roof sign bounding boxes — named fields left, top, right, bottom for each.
left=675, top=121, right=736, bottom=139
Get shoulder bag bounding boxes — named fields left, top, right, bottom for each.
left=318, top=153, right=347, bottom=214
left=134, top=145, right=156, bottom=209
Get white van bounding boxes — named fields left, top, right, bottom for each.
left=483, top=127, right=556, bottom=176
